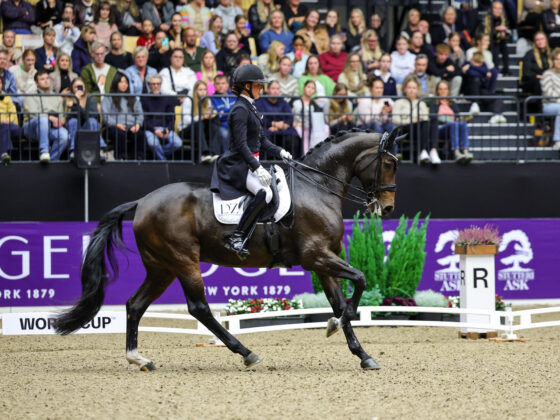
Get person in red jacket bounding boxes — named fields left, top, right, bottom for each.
left=318, top=35, right=348, bottom=81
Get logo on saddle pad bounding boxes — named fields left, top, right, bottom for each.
left=213, top=165, right=291, bottom=225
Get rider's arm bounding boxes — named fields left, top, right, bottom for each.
left=230, top=106, right=261, bottom=171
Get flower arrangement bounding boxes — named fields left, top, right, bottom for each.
left=495, top=294, right=510, bottom=311
left=447, top=295, right=510, bottom=311
left=224, top=297, right=303, bottom=315
left=381, top=297, right=417, bottom=307
left=454, top=224, right=502, bottom=246
left=448, top=296, right=460, bottom=308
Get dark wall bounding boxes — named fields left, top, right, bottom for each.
left=2, top=162, right=559, bottom=221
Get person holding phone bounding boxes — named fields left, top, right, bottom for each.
left=53, top=5, right=80, bottom=56
left=356, top=75, right=396, bottom=135
left=286, top=35, right=309, bottom=78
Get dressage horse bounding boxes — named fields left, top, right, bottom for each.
left=54, top=129, right=399, bottom=371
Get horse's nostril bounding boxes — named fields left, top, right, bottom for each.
left=383, top=206, right=394, bottom=215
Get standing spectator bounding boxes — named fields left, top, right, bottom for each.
left=427, top=44, right=462, bottom=97
left=400, top=8, right=421, bottom=39
left=374, top=53, right=397, bottom=96
left=345, top=8, right=366, bottom=52
left=356, top=76, right=396, bottom=134
left=200, top=15, right=223, bottom=55
left=141, top=0, right=174, bottom=32
left=540, top=48, right=560, bottom=150
left=71, top=26, right=96, bottom=76
left=521, top=32, right=551, bottom=100
left=1, top=30, right=23, bottom=68
left=234, top=14, right=253, bottom=55
left=137, top=19, right=156, bottom=50
left=0, top=77, right=20, bottom=163
left=319, top=35, right=348, bottom=82
left=324, top=82, right=355, bottom=134
left=257, top=40, right=285, bottom=79
left=337, top=53, right=366, bottom=96
left=196, top=50, right=222, bottom=95
left=361, top=29, right=383, bottom=74
left=296, top=10, right=330, bottom=56
left=105, top=31, right=134, bottom=70
left=74, top=0, right=97, bottom=28
left=212, top=0, right=243, bottom=34
left=49, top=53, right=77, bottom=93
left=255, top=80, right=301, bottom=157
left=176, top=0, right=211, bottom=37
left=160, top=48, right=196, bottom=95
left=542, top=0, right=560, bottom=48
left=248, top=0, right=275, bottom=40
left=167, top=13, right=184, bottom=49
left=117, top=0, right=143, bottom=36
left=259, top=10, right=294, bottom=53
left=35, top=0, right=63, bottom=32
left=285, top=35, right=308, bottom=78
left=448, top=32, right=466, bottom=69
left=141, top=74, right=182, bottom=160
left=54, top=5, right=80, bottom=56
left=390, top=37, right=415, bottom=85
left=35, top=28, right=59, bottom=73
left=209, top=74, right=234, bottom=151
left=409, top=31, right=433, bottom=59
left=0, top=0, right=36, bottom=35
left=216, top=32, right=242, bottom=77
left=148, top=31, right=172, bottom=71
left=282, top=0, right=307, bottom=32
left=298, top=55, right=335, bottom=100
left=9, top=50, right=37, bottom=94
left=292, top=80, right=327, bottom=153
left=411, top=54, right=437, bottom=97
left=325, top=9, right=346, bottom=40
left=81, top=41, right=118, bottom=96
left=23, top=70, right=69, bottom=162
left=273, top=56, right=298, bottom=97
left=126, top=46, right=157, bottom=94
left=478, top=1, right=511, bottom=75
left=183, top=27, right=206, bottom=72
left=91, top=2, right=118, bottom=48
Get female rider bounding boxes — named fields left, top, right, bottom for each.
left=210, top=64, right=292, bottom=259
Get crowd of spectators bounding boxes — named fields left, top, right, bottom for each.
left=2, top=0, right=560, bottom=166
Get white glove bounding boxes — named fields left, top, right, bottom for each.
left=255, top=166, right=272, bottom=186
left=279, top=149, right=292, bottom=160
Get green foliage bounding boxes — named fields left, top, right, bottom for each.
left=292, top=292, right=330, bottom=308
left=359, top=286, right=383, bottom=306
left=413, top=289, right=448, bottom=307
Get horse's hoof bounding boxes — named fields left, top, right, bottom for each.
left=361, top=358, right=380, bottom=370
left=140, top=361, right=156, bottom=372
left=326, top=317, right=342, bottom=338
left=243, top=352, right=262, bottom=368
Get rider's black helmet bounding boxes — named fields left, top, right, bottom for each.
left=231, top=64, right=267, bottom=96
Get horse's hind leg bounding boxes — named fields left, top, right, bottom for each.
left=177, top=270, right=260, bottom=368
left=320, top=275, right=380, bottom=370
left=126, top=269, right=175, bottom=371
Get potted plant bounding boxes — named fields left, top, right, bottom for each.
left=224, top=298, right=304, bottom=328
left=454, top=224, right=501, bottom=255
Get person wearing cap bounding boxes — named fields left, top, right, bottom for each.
left=210, top=64, right=292, bottom=259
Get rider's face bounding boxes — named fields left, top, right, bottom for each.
left=248, top=82, right=263, bottom=99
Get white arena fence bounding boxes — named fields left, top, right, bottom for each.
left=1, top=306, right=559, bottom=339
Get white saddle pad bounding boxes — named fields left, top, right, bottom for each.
left=213, top=165, right=291, bottom=225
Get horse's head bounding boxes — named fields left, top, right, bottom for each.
left=354, top=130, right=399, bottom=217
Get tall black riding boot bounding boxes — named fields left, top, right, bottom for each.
left=225, top=190, right=267, bottom=259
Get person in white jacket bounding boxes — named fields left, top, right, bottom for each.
left=390, top=36, right=415, bottom=86
left=159, top=48, right=196, bottom=96
left=53, top=5, right=81, bottom=56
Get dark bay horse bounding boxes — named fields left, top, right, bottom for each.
left=54, top=129, right=399, bottom=371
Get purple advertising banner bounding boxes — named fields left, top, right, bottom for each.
left=0, top=219, right=559, bottom=307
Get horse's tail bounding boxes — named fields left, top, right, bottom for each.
left=54, top=201, right=139, bottom=335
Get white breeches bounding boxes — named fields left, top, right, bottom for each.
left=246, top=168, right=273, bottom=203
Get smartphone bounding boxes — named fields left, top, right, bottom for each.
left=162, top=37, right=169, bottom=48
left=77, top=85, right=84, bottom=92
left=384, top=101, right=389, bottom=106
left=295, top=49, right=302, bottom=59
left=63, top=17, right=70, bottom=23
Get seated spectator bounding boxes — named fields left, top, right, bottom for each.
left=417, top=20, right=433, bottom=49
left=81, top=41, right=118, bottom=96
left=126, top=46, right=157, bottom=94
left=273, top=56, right=298, bottom=97
left=92, top=2, right=118, bottom=47
left=64, top=77, right=106, bottom=160
left=259, top=10, right=294, bottom=53
left=324, top=82, right=355, bottom=134
left=216, top=32, right=242, bottom=77
left=361, top=29, right=383, bottom=74
left=49, top=53, right=77, bottom=93
left=285, top=35, right=309, bottom=79
left=282, top=0, right=307, bottom=32
left=176, top=0, right=211, bottom=37
left=54, top=5, right=80, bottom=56
left=0, top=76, right=20, bottom=163
left=141, top=0, right=173, bottom=32
left=35, top=0, right=63, bottom=32
left=1, top=30, right=23, bottom=68
left=345, top=9, right=366, bottom=52
left=374, top=53, right=398, bottom=96
left=400, top=8, right=421, bottom=40
left=159, top=48, right=196, bottom=95
left=292, top=80, right=328, bottom=153
left=542, top=0, right=560, bottom=48
left=72, top=25, right=95, bottom=75
left=234, top=14, right=253, bottom=55
left=409, top=31, right=433, bottom=59
left=298, top=55, right=335, bottom=103
left=466, top=33, right=497, bottom=71
left=9, top=50, right=37, bottom=94
left=106, top=31, right=134, bottom=70
left=200, top=15, right=223, bottom=55
left=196, top=50, right=223, bottom=95
left=448, top=32, right=466, bottom=69
left=35, top=28, right=59, bottom=73
left=519, top=0, right=546, bottom=40
left=248, top=0, right=274, bottom=41
left=392, top=75, right=439, bottom=164
left=183, top=27, right=206, bottom=72
left=390, top=37, right=415, bottom=85
left=148, top=31, right=172, bottom=71
left=540, top=47, right=560, bottom=151
left=431, top=6, right=468, bottom=49
left=255, top=80, right=301, bottom=157
left=137, top=19, right=156, bottom=50
left=432, top=80, right=472, bottom=163
left=477, top=1, right=511, bottom=75
left=209, top=74, right=234, bottom=151
left=319, top=35, right=348, bottom=82
left=117, top=0, right=143, bottom=36
left=0, top=50, right=19, bottom=108
left=411, top=54, right=437, bottom=97
left=356, top=76, right=396, bottom=134
left=101, top=71, right=146, bottom=159
left=74, top=0, right=97, bottom=28
left=521, top=32, right=551, bottom=106
left=427, top=43, right=462, bottom=97
left=167, top=13, right=184, bottom=49
left=337, top=52, right=366, bottom=96
left=325, top=9, right=346, bottom=41
left=370, top=13, right=388, bottom=52
left=456, top=1, right=478, bottom=39
left=257, top=40, right=285, bottom=79
left=23, top=70, right=69, bottom=162
left=295, top=10, right=330, bottom=56
left=1, top=0, right=35, bottom=35
left=235, top=53, right=252, bottom=68
left=213, top=0, right=243, bottom=34
left=141, top=74, right=182, bottom=160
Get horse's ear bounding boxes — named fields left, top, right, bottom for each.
left=386, top=128, right=399, bottom=150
